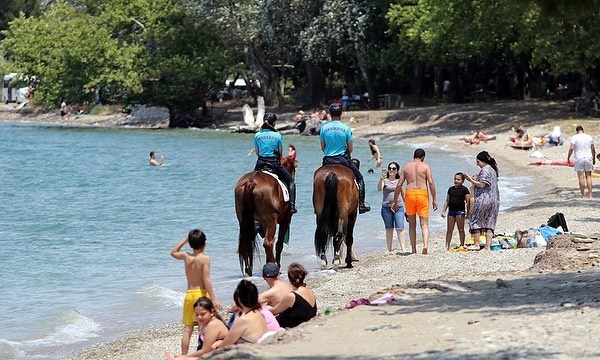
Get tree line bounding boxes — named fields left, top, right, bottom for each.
left=1, top=0, right=599, bottom=125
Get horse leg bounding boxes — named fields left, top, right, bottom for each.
left=315, top=214, right=329, bottom=270
left=255, top=221, right=265, bottom=238
left=263, top=220, right=277, bottom=264
left=332, top=217, right=346, bottom=270
left=242, top=253, right=252, bottom=277
left=345, top=214, right=357, bottom=268
left=320, top=252, right=328, bottom=270
left=275, top=220, right=290, bottom=267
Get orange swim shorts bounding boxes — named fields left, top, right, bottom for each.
left=404, top=189, right=429, bottom=218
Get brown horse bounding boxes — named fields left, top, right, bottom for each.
left=313, top=164, right=358, bottom=270
left=234, top=157, right=295, bottom=276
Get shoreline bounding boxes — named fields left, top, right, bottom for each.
left=4, top=101, right=599, bottom=359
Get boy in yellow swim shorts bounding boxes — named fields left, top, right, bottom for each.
left=171, top=229, right=222, bottom=355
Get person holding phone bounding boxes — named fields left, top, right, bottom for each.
left=377, top=162, right=407, bottom=252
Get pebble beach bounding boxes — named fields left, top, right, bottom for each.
left=4, top=100, right=600, bottom=359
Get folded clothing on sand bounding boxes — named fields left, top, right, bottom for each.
left=345, top=291, right=395, bottom=309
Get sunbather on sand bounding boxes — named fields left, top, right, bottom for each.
left=507, top=126, right=533, bottom=148
left=460, top=129, right=496, bottom=145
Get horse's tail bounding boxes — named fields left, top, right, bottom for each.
left=315, top=173, right=338, bottom=254
left=238, top=181, right=258, bottom=275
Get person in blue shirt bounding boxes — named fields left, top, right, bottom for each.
left=253, top=112, right=297, bottom=214
left=319, top=103, right=370, bottom=213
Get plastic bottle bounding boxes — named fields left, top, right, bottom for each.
left=324, top=307, right=332, bottom=315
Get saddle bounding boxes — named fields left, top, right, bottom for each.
left=258, top=163, right=276, bottom=173
left=260, top=169, right=290, bottom=202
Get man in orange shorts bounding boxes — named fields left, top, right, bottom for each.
left=392, top=148, right=437, bottom=254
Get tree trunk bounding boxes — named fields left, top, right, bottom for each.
left=413, top=66, right=424, bottom=102
left=246, top=45, right=281, bottom=107
left=451, top=64, right=465, bottom=103
left=514, top=54, right=529, bottom=100
left=305, top=61, right=325, bottom=108
left=355, top=51, right=379, bottom=109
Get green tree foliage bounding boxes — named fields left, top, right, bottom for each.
left=300, top=0, right=385, bottom=106
left=2, top=0, right=238, bottom=120
left=4, top=0, right=600, bottom=113
left=530, top=11, right=600, bottom=76
left=0, top=0, right=41, bottom=40
left=386, top=0, right=600, bottom=99
left=386, top=0, right=539, bottom=99
left=2, top=2, right=139, bottom=106
left=196, top=0, right=389, bottom=107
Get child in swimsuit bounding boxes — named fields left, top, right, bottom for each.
left=166, top=297, right=228, bottom=359
left=171, top=229, right=222, bottom=355
left=441, top=173, right=471, bottom=250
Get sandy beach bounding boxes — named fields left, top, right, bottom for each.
left=4, top=100, right=599, bottom=359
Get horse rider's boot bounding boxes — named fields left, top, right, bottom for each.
left=357, top=178, right=371, bottom=214
left=289, top=183, right=297, bottom=214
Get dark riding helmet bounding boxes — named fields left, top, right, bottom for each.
left=329, top=103, right=343, bottom=116
left=264, top=112, right=277, bottom=125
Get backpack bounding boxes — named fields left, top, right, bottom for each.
left=547, top=212, right=568, bottom=232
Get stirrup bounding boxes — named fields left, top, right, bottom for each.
left=359, top=203, right=371, bottom=214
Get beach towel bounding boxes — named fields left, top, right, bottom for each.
left=538, top=225, right=561, bottom=241
left=345, top=291, right=395, bottom=309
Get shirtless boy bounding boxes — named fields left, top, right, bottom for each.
left=149, top=151, right=163, bottom=166
left=171, top=229, right=222, bottom=355
left=392, top=148, right=437, bottom=254
left=258, top=262, right=292, bottom=314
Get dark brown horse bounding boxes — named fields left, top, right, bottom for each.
left=313, top=164, right=358, bottom=270
left=235, top=157, right=295, bottom=276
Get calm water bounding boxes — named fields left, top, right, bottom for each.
left=0, top=122, right=530, bottom=359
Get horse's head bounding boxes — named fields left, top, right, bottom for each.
left=282, top=156, right=297, bottom=178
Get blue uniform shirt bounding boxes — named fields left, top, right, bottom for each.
left=320, top=120, right=353, bottom=156
left=254, top=129, right=283, bottom=157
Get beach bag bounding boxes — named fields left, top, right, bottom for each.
left=547, top=212, right=568, bottom=232
left=515, top=229, right=529, bottom=248
left=527, top=228, right=547, bottom=247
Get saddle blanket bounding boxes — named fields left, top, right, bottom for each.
left=262, top=171, right=290, bottom=202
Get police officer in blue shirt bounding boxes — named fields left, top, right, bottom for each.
left=254, top=112, right=297, bottom=214
left=319, top=103, right=370, bottom=213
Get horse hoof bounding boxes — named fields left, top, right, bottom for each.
left=345, top=262, right=353, bottom=269
left=333, top=259, right=340, bottom=270
left=245, top=268, right=252, bottom=277
left=321, top=259, right=327, bottom=270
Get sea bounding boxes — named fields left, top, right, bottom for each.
left=0, top=121, right=532, bottom=359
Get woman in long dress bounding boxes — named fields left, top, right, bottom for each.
left=465, top=151, right=499, bottom=250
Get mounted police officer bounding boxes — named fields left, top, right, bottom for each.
left=319, top=103, right=370, bottom=213
left=253, top=112, right=297, bottom=214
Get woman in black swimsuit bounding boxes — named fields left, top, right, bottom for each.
left=271, top=263, right=317, bottom=328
